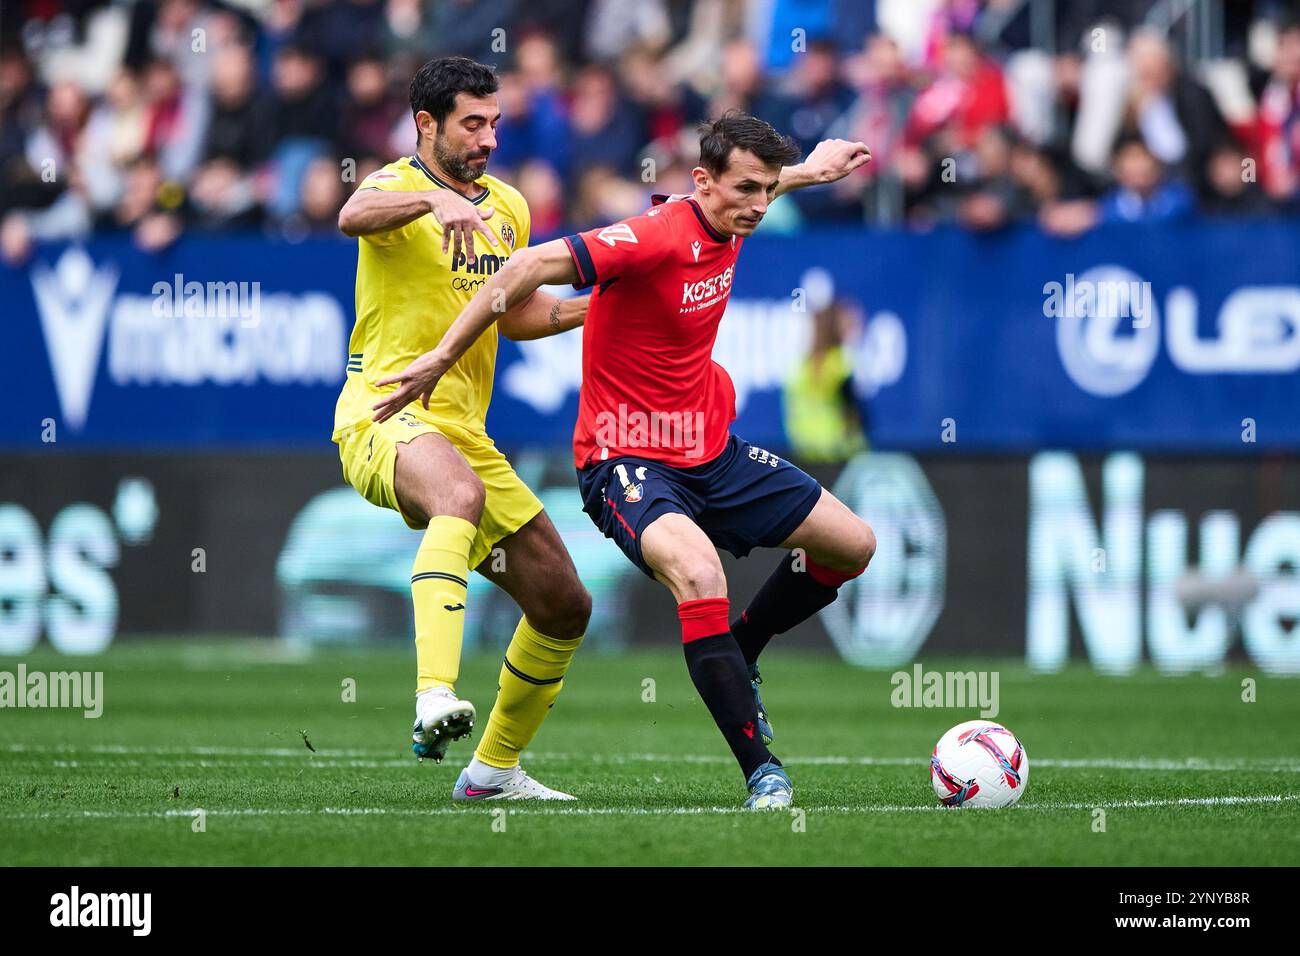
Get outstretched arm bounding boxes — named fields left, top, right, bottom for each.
left=499, top=290, right=589, bottom=341
left=371, top=238, right=579, bottom=421
left=775, top=139, right=872, bottom=198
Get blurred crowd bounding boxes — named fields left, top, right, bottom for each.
left=2, top=0, right=1299, bottom=260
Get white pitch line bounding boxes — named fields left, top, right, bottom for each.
left=0, top=743, right=380, bottom=758
left=0, top=793, right=1296, bottom=822
left=12, top=756, right=1300, bottom=774
left=537, top=752, right=1300, bottom=773
left=3, top=743, right=1300, bottom=773
left=39, top=759, right=417, bottom=770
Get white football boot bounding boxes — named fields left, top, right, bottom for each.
left=452, top=765, right=576, bottom=801
left=411, top=687, right=475, bottom=763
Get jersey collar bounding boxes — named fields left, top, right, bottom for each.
left=671, top=195, right=730, bottom=244
left=410, top=154, right=491, bottom=205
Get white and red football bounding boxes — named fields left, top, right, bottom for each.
left=930, top=720, right=1028, bottom=808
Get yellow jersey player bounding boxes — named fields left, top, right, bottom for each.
left=334, top=57, right=590, bottom=800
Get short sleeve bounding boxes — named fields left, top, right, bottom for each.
left=562, top=209, right=675, bottom=291
left=355, top=165, right=420, bottom=245
left=358, top=167, right=407, bottom=192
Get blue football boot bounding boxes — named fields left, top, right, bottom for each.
left=745, top=760, right=794, bottom=810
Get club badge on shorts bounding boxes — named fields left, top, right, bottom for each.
left=624, top=482, right=643, bottom=503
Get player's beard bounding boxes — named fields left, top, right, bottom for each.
left=433, top=132, right=490, bottom=184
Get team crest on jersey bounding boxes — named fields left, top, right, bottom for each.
left=623, top=482, right=644, bottom=503
left=500, top=222, right=515, bottom=249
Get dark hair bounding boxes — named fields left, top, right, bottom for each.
left=698, top=110, right=801, bottom=177
left=275, top=43, right=317, bottom=64
left=1113, top=133, right=1155, bottom=158
left=409, top=56, right=499, bottom=135
left=347, top=49, right=385, bottom=70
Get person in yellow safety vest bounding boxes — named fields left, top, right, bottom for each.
left=782, top=299, right=868, bottom=464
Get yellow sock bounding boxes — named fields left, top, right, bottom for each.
left=474, top=616, right=584, bottom=768
left=412, top=515, right=477, bottom=693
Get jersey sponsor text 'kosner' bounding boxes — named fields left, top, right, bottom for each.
left=682, top=265, right=735, bottom=308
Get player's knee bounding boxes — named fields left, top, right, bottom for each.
left=670, top=558, right=727, bottom=601
left=439, top=474, right=486, bottom=524
left=815, top=519, right=875, bottom=573
left=528, top=578, right=591, bottom=640
left=570, top=585, right=593, bottom=635
left=856, top=521, right=877, bottom=569
left=552, top=584, right=593, bottom=640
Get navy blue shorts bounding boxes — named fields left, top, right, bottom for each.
left=577, top=434, right=823, bottom=579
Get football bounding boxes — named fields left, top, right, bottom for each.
left=930, top=720, right=1029, bottom=808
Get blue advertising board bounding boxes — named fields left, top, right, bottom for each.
left=4, top=220, right=1298, bottom=452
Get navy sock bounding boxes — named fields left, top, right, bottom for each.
left=732, top=552, right=864, bottom=666
left=680, top=598, right=776, bottom=781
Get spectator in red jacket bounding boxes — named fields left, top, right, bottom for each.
left=905, top=31, right=1009, bottom=152
left=1254, top=19, right=1300, bottom=204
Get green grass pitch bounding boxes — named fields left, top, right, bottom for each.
left=1, top=641, right=1297, bottom=866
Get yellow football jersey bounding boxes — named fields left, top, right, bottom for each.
left=332, top=155, right=530, bottom=443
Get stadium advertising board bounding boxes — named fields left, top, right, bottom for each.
left=4, top=221, right=1299, bottom=452
left=2, top=452, right=1294, bottom=674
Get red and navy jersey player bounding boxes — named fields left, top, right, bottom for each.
left=565, top=193, right=740, bottom=471
left=566, top=193, right=804, bottom=564
left=380, top=112, right=878, bottom=809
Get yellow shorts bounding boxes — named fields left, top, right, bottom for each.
left=336, top=406, right=543, bottom=570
